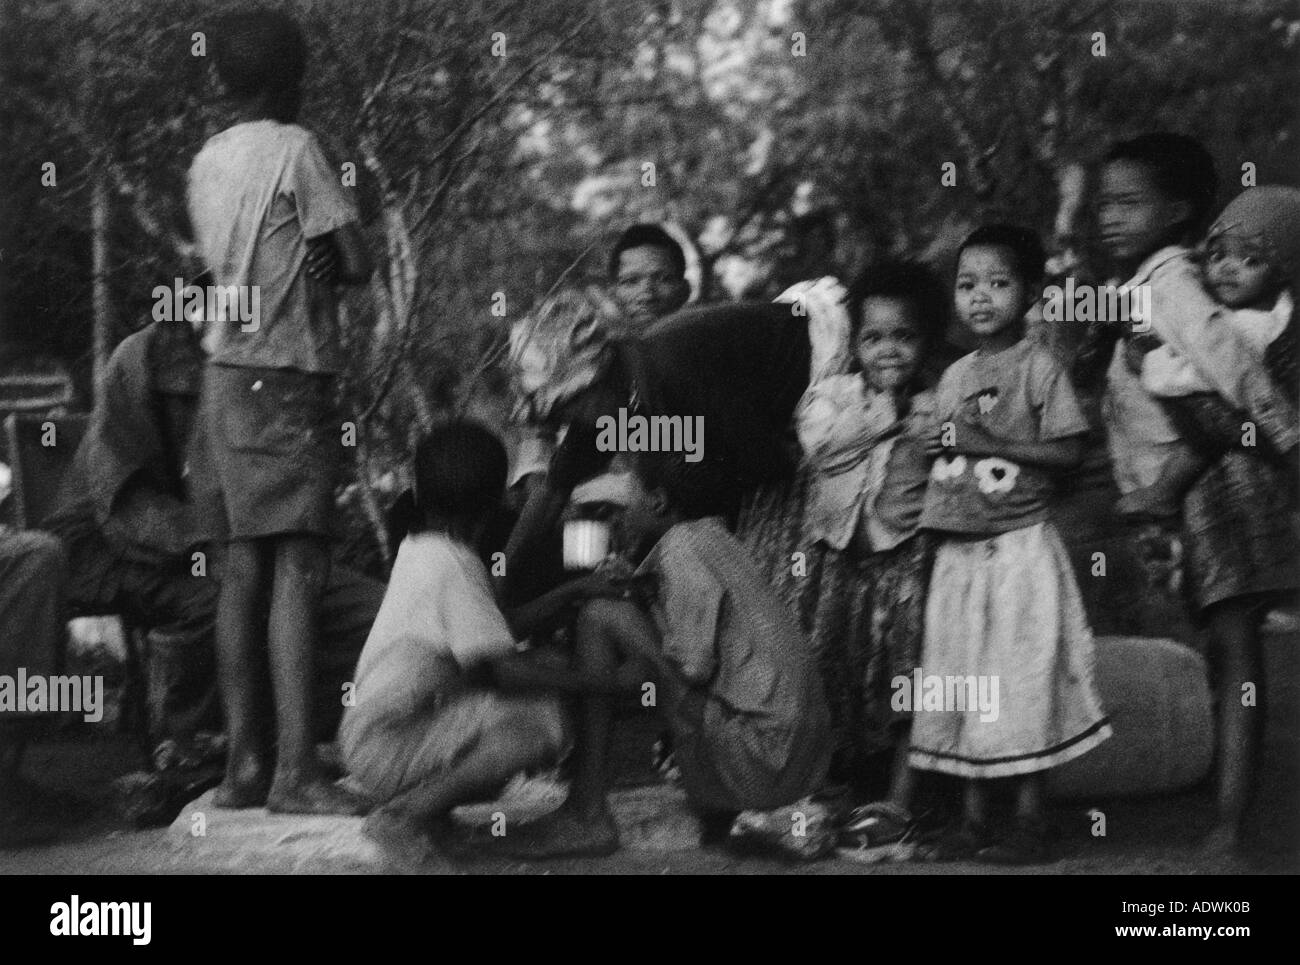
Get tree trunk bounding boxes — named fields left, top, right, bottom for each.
left=91, top=172, right=113, bottom=408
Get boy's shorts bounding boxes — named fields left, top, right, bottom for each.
left=343, top=690, right=568, bottom=803
left=190, top=363, right=341, bottom=541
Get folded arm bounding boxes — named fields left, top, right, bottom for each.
left=306, top=223, right=373, bottom=285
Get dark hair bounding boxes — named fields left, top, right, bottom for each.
left=608, top=224, right=687, bottom=280
left=211, top=8, right=307, bottom=100
left=957, top=223, right=1046, bottom=288
left=846, top=259, right=948, bottom=353
left=632, top=449, right=731, bottom=521
left=1104, top=133, right=1219, bottom=235
left=388, top=420, right=507, bottom=545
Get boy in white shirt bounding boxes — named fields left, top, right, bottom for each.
left=341, top=422, right=627, bottom=864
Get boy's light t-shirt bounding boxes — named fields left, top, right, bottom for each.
left=1102, top=247, right=1188, bottom=493
left=187, top=120, right=358, bottom=374
left=919, top=339, right=1087, bottom=536
left=343, top=533, right=517, bottom=734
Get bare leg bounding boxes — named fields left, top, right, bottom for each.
left=1013, top=772, right=1045, bottom=822
left=498, top=599, right=662, bottom=858
left=1205, top=597, right=1266, bottom=852
left=963, top=779, right=989, bottom=830
left=887, top=725, right=915, bottom=810
left=567, top=603, right=623, bottom=820
left=265, top=535, right=365, bottom=815
left=569, top=598, right=679, bottom=815
left=974, top=773, right=1051, bottom=864
left=922, top=779, right=991, bottom=861
left=213, top=539, right=272, bottom=807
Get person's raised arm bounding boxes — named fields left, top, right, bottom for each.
left=497, top=472, right=569, bottom=603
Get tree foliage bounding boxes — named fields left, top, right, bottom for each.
left=2, top=0, right=1296, bottom=565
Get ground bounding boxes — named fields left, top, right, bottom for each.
left=4, top=470, right=1297, bottom=875
left=2, top=621, right=1295, bottom=875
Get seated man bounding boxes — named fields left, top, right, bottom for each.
left=42, top=310, right=382, bottom=758
left=496, top=451, right=833, bottom=858
left=0, top=493, right=69, bottom=846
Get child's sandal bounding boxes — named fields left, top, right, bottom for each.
left=839, top=801, right=912, bottom=848
left=836, top=801, right=917, bottom=863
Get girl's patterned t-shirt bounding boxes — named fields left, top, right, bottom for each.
left=919, top=339, right=1087, bottom=536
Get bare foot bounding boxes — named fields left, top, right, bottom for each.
left=213, top=756, right=270, bottom=809
left=493, top=805, right=620, bottom=859
left=266, top=777, right=370, bottom=816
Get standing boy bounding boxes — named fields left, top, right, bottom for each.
left=187, top=9, right=372, bottom=813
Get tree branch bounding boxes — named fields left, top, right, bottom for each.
left=424, top=11, right=597, bottom=171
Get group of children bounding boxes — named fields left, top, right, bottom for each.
left=768, top=135, right=1298, bottom=862
left=184, top=7, right=1296, bottom=866
left=747, top=225, right=1112, bottom=863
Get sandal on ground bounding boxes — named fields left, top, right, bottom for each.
left=836, top=801, right=918, bottom=863
left=838, top=801, right=912, bottom=849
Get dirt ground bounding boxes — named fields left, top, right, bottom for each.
left=4, top=466, right=1298, bottom=875
left=2, top=620, right=1295, bottom=876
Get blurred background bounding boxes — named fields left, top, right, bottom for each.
left=2, top=0, right=1298, bottom=568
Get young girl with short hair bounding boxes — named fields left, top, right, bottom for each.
left=792, top=262, right=946, bottom=848
left=911, top=225, right=1111, bottom=864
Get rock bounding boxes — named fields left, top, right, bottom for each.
left=451, top=776, right=704, bottom=852
left=168, top=789, right=383, bottom=873
left=604, top=783, right=703, bottom=852
left=1049, top=636, right=1214, bottom=800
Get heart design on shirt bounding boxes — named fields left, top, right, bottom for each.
left=974, top=457, right=1019, bottom=494
left=977, top=389, right=998, bottom=415
left=931, top=454, right=968, bottom=481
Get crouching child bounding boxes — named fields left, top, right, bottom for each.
left=340, top=421, right=627, bottom=862
left=494, top=451, right=833, bottom=859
